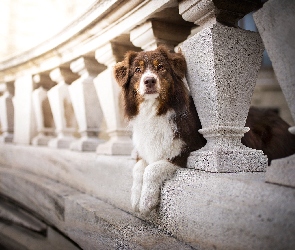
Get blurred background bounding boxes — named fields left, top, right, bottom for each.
left=0, top=0, right=95, bottom=58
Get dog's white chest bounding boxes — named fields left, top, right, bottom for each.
left=131, top=100, right=184, bottom=164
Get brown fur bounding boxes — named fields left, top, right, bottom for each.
left=243, top=108, right=295, bottom=165
left=114, top=45, right=295, bottom=166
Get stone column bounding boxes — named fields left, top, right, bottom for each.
left=13, top=75, right=37, bottom=144
left=94, top=42, right=136, bottom=155
left=0, top=83, right=14, bottom=142
left=47, top=68, right=78, bottom=149
left=254, top=0, right=295, bottom=187
left=69, top=57, right=106, bottom=151
left=130, top=20, right=192, bottom=51
left=31, top=74, right=55, bottom=146
left=179, top=0, right=268, bottom=172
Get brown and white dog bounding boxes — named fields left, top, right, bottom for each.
left=114, top=45, right=295, bottom=215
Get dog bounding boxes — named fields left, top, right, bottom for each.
left=114, top=45, right=295, bottom=215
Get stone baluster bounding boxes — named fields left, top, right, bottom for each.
left=13, top=75, right=37, bottom=144
left=94, top=42, right=138, bottom=155
left=69, top=57, right=106, bottom=151
left=254, top=0, right=295, bottom=187
left=0, top=82, right=14, bottom=142
left=31, top=74, right=55, bottom=146
left=179, top=0, right=268, bottom=172
left=47, top=68, right=78, bottom=149
left=130, top=20, right=192, bottom=51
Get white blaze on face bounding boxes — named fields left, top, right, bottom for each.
left=139, top=69, right=159, bottom=98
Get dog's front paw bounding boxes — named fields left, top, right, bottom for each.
left=139, top=185, right=160, bottom=216
left=138, top=160, right=178, bottom=215
left=131, top=159, right=147, bottom=212
left=131, top=186, right=141, bottom=212
left=131, top=193, right=140, bottom=212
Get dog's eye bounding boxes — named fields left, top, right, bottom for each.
left=135, top=67, right=141, bottom=73
left=157, top=64, right=164, bottom=71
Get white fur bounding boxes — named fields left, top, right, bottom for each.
left=131, top=99, right=184, bottom=164
left=130, top=97, right=184, bottom=215
left=139, top=160, right=178, bottom=215
left=131, top=159, right=146, bottom=211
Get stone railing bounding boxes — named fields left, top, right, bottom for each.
left=0, top=0, right=294, bottom=249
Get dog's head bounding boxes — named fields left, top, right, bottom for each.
left=114, top=46, right=189, bottom=119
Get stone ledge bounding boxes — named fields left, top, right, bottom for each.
left=0, top=144, right=294, bottom=249
left=0, top=144, right=135, bottom=213
left=0, top=168, right=193, bottom=250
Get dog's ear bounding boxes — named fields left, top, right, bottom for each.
left=114, top=62, right=128, bottom=87
left=114, top=51, right=138, bottom=87
left=156, top=45, right=187, bottom=79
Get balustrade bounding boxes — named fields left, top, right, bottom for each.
left=0, top=0, right=292, bottom=184
left=1, top=0, right=292, bottom=169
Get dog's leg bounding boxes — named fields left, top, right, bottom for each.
left=139, top=160, right=178, bottom=215
left=131, top=159, right=147, bottom=212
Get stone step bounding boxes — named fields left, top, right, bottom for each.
left=0, top=167, right=194, bottom=250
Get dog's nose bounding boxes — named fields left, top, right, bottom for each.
left=144, top=77, right=156, bottom=88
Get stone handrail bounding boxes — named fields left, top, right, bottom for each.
left=0, top=0, right=294, bottom=249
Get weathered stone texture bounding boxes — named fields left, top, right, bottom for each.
left=181, top=23, right=267, bottom=172
left=159, top=168, right=295, bottom=250
left=0, top=167, right=194, bottom=250
left=254, top=0, right=295, bottom=124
